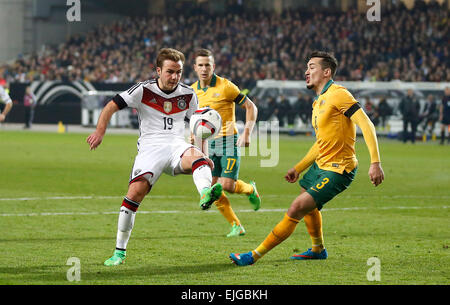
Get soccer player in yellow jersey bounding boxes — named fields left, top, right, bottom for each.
left=191, top=48, right=261, bottom=237
left=230, top=51, right=385, bottom=265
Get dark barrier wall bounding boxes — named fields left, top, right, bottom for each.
left=5, top=103, right=82, bottom=124
left=1, top=81, right=249, bottom=125
left=2, top=82, right=133, bottom=124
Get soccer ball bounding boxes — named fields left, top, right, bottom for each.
left=190, top=107, right=222, bottom=140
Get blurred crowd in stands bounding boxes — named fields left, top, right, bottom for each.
left=258, top=86, right=449, bottom=145
left=0, top=0, right=448, bottom=88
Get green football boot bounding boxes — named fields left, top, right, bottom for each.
left=199, top=183, right=223, bottom=210
left=227, top=223, right=246, bottom=237
left=104, top=249, right=126, bottom=266
left=248, top=181, right=261, bottom=211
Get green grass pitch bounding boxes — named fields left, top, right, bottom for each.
left=0, top=130, right=448, bottom=285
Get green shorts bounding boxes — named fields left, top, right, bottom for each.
left=209, top=134, right=240, bottom=180
left=299, top=162, right=357, bottom=210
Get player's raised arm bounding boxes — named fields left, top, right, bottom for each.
left=350, top=108, right=385, bottom=187
left=237, top=97, right=258, bottom=147
left=86, top=101, right=119, bottom=150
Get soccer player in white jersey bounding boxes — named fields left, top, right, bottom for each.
left=0, top=84, right=13, bottom=122
left=87, top=48, right=223, bottom=266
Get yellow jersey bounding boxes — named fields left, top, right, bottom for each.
left=191, top=74, right=246, bottom=137
left=312, top=80, right=361, bottom=174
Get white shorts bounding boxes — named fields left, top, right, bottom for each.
left=129, top=141, right=195, bottom=186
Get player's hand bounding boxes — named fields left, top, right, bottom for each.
left=86, top=130, right=104, bottom=150
left=0, top=114, right=5, bottom=122
left=284, top=168, right=300, bottom=183
left=369, top=162, right=384, bottom=187
left=237, top=134, right=250, bottom=147
left=188, top=133, right=195, bottom=145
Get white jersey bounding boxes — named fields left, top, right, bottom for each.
left=113, top=79, right=198, bottom=145
left=0, top=85, right=12, bottom=104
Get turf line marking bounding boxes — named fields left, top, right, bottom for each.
left=1, top=194, right=449, bottom=202
left=0, top=206, right=447, bottom=217
left=0, top=195, right=187, bottom=201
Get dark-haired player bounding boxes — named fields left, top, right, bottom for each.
left=230, top=51, right=385, bottom=266
left=87, top=48, right=222, bottom=266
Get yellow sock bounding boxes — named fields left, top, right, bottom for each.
left=252, top=213, right=299, bottom=261
left=304, top=208, right=324, bottom=253
left=234, top=179, right=254, bottom=195
left=214, top=192, right=240, bottom=226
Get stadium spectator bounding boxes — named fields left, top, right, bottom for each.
left=399, top=89, right=421, bottom=143
left=294, top=92, right=312, bottom=127
left=376, top=96, right=392, bottom=131
left=363, top=97, right=379, bottom=126
left=419, top=94, right=439, bottom=137
left=0, top=1, right=447, bottom=86
left=262, top=96, right=277, bottom=121
left=276, top=95, right=292, bottom=127
left=23, top=86, right=37, bottom=129
left=439, top=86, right=450, bottom=144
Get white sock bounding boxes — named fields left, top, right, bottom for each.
left=115, top=205, right=136, bottom=251
left=192, top=158, right=212, bottom=194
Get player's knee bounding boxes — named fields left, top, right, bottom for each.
left=127, top=179, right=151, bottom=202
left=288, top=195, right=316, bottom=218
left=182, top=148, right=209, bottom=170
left=185, top=148, right=205, bottom=160
left=220, top=179, right=236, bottom=193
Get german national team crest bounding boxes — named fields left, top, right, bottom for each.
left=164, top=101, right=172, bottom=113
left=177, top=98, right=187, bottom=110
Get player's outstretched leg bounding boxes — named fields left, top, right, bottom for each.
left=230, top=213, right=300, bottom=266
left=199, top=182, right=223, bottom=210
left=184, top=152, right=222, bottom=210
left=230, top=193, right=316, bottom=266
